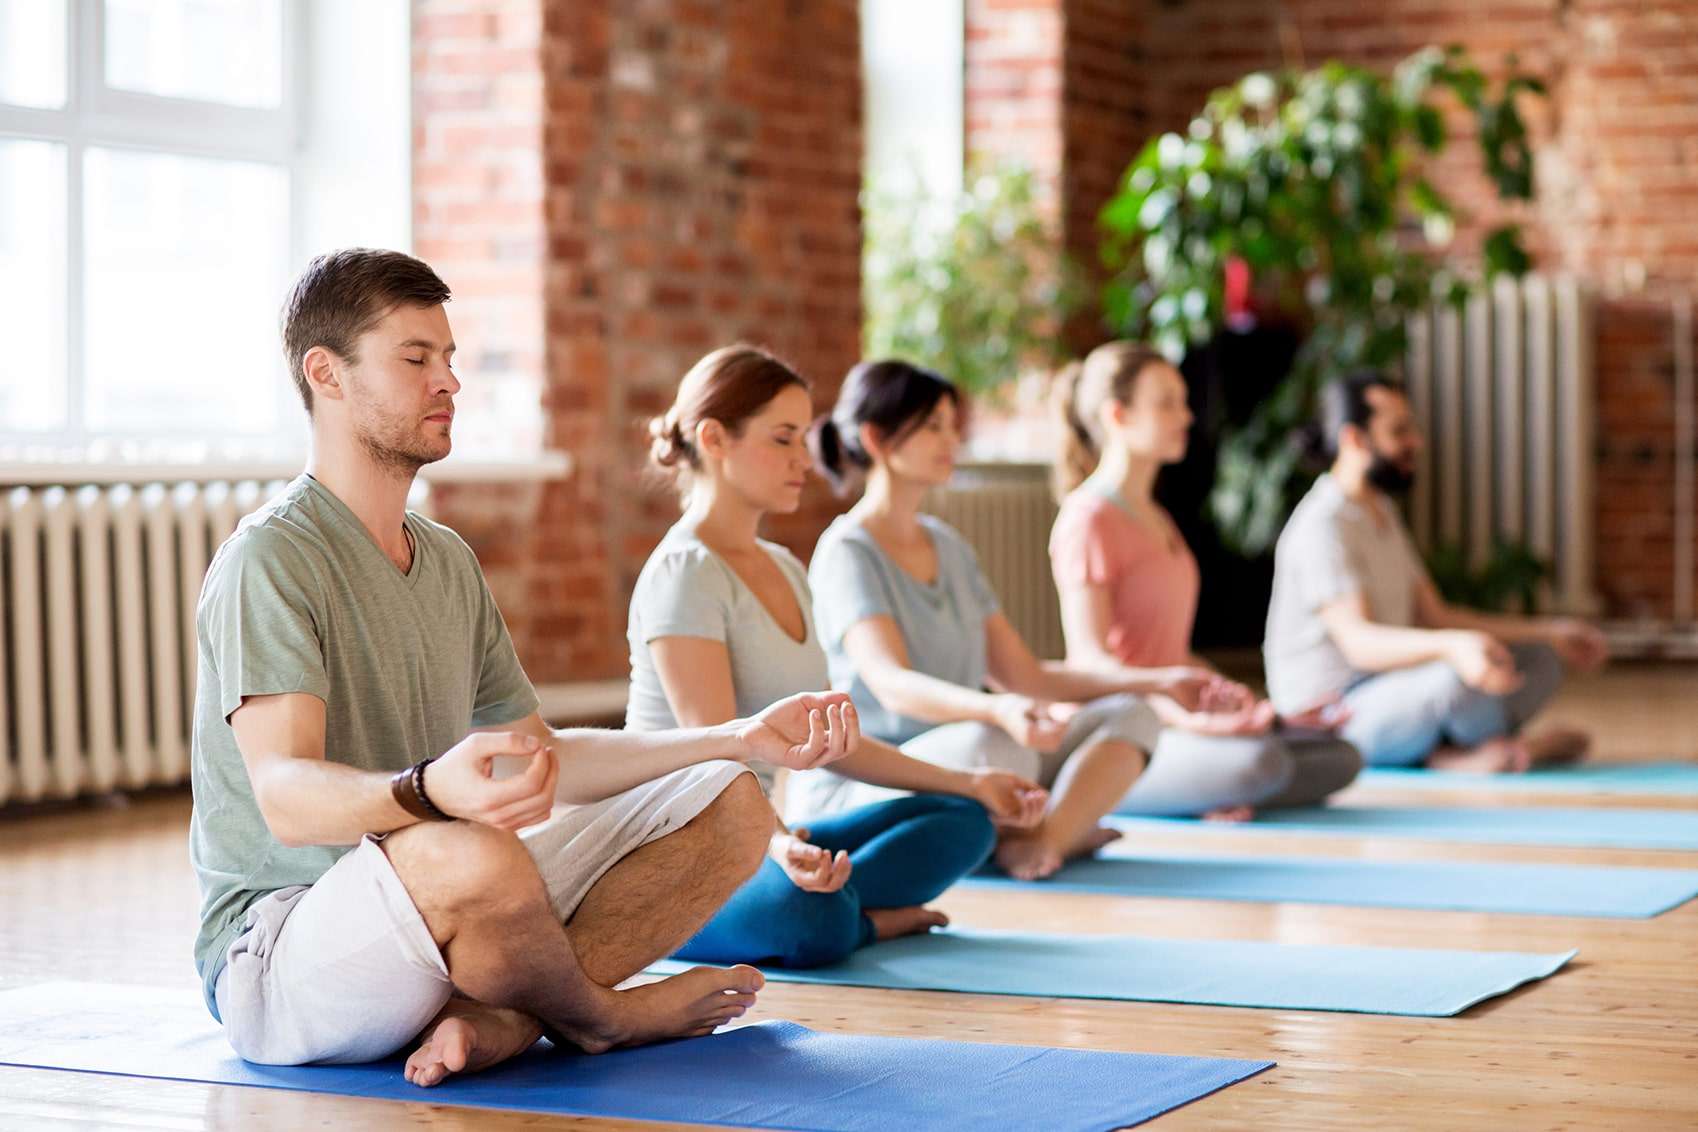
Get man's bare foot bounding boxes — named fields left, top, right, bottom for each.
left=1204, top=805, right=1255, bottom=823
left=1068, top=824, right=1123, bottom=858
left=551, top=964, right=763, bottom=1054
left=1427, top=738, right=1531, bottom=774
left=995, top=832, right=1065, bottom=881
left=1523, top=726, right=1591, bottom=766
left=405, top=997, right=542, bottom=1088
left=866, top=905, right=948, bottom=941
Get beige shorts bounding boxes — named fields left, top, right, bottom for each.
left=214, top=760, right=750, bottom=1066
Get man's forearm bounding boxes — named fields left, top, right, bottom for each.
left=547, top=722, right=750, bottom=805
left=1330, top=621, right=1457, bottom=674
left=252, top=757, right=416, bottom=847
left=1423, top=604, right=1546, bottom=642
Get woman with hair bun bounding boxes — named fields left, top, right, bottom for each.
left=1050, top=342, right=1362, bottom=818
left=799, top=359, right=1243, bottom=881
left=627, top=344, right=1048, bottom=967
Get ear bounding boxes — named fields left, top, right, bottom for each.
left=302, top=346, right=345, bottom=405
left=857, top=420, right=886, bottom=462
left=1338, top=421, right=1370, bottom=456
left=1098, top=396, right=1129, bottom=433
left=695, top=418, right=728, bottom=461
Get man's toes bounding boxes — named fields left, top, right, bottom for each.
left=726, top=965, right=764, bottom=993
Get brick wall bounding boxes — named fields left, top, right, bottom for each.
left=967, top=0, right=1698, bottom=619
left=415, top=0, right=862, bottom=683
left=964, top=0, right=1065, bottom=205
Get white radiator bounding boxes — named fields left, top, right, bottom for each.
left=0, top=479, right=285, bottom=806
left=1404, top=273, right=1600, bottom=614
left=925, top=463, right=1065, bottom=660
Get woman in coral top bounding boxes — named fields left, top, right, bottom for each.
left=1050, top=342, right=1362, bottom=818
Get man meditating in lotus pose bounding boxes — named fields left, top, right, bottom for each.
left=1263, top=371, right=1609, bottom=773
left=190, top=248, right=857, bottom=1085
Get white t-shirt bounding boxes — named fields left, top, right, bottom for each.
left=625, top=521, right=828, bottom=793
left=1263, top=474, right=1429, bottom=712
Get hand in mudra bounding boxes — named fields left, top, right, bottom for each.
left=425, top=731, right=558, bottom=830
left=772, top=828, right=852, bottom=893
left=736, top=692, right=860, bottom=771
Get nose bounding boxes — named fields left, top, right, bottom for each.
left=438, top=362, right=461, bottom=397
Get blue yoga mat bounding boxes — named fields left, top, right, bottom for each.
left=654, top=928, right=1575, bottom=1017
left=965, top=852, right=1698, bottom=918
left=1359, top=761, right=1698, bottom=796
left=0, top=982, right=1270, bottom=1132
left=1111, top=804, right=1698, bottom=850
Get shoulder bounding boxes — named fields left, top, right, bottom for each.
left=1280, top=479, right=1350, bottom=543
left=408, top=510, right=488, bottom=578
left=759, top=538, right=811, bottom=586
left=635, top=534, right=735, bottom=602
left=1052, top=491, right=1121, bottom=540
left=919, top=513, right=972, bottom=554
left=205, top=509, right=321, bottom=595
left=409, top=509, right=476, bottom=558
left=923, top=512, right=991, bottom=577
left=811, top=518, right=879, bottom=572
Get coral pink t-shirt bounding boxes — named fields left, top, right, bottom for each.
left=1048, top=489, right=1200, bottom=667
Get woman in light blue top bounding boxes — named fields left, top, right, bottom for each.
left=803, top=359, right=1252, bottom=881
left=628, top=345, right=1047, bottom=967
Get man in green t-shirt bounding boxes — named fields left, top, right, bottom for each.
left=190, top=248, right=859, bottom=1084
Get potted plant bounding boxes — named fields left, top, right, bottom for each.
left=1099, top=45, right=1546, bottom=559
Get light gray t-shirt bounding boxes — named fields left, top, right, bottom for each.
left=1264, top=473, right=1429, bottom=712
left=625, top=522, right=828, bottom=793
left=809, top=514, right=1001, bottom=746
left=189, top=475, right=538, bottom=1016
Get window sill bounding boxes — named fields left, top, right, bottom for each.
left=0, top=451, right=573, bottom=487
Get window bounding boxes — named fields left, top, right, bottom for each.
left=861, top=0, right=964, bottom=200
left=0, top=0, right=410, bottom=466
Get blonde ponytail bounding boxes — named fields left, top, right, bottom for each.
left=1050, top=342, right=1169, bottom=500
left=1051, top=360, right=1096, bottom=499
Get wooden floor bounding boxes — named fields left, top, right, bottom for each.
left=3, top=664, right=1696, bottom=1130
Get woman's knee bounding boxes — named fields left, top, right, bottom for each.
left=915, top=794, right=997, bottom=871
left=768, top=892, right=864, bottom=968
left=1231, top=740, right=1298, bottom=799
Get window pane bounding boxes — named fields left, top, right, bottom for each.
left=83, top=147, right=288, bottom=434
left=0, top=139, right=68, bottom=432
left=0, top=0, right=67, bottom=109
left=104, top=0, right=282, bottom=109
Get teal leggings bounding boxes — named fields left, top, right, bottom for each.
left=673, top=793, right=994, bottom=968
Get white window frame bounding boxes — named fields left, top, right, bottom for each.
left=0, top=0, right=303, bottom=459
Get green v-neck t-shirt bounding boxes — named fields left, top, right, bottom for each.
left=188, top=474, right=538, bottom=1016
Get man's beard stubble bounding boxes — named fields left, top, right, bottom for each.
left=1365, top=451, right=1415, bottom=496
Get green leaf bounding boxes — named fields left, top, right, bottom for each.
left=1483, top=224, right=1532, bottom=277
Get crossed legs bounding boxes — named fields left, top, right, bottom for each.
left=382, top=770, right=770, bottom=1085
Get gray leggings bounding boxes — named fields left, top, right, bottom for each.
left=1339, top=640, right=1565, bottom=767
left=783, top=693, right=1360, bottom=822
left=783, top=693, right=1157, bottom=824
left=1112, top=729, right=1362, bottom=816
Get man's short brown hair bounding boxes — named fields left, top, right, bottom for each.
left=280, top=248, right=452, bottom=414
